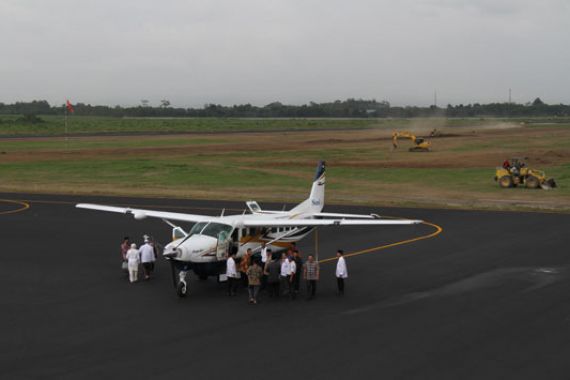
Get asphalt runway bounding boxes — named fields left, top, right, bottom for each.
left=1, top=193, right=569, bottom=379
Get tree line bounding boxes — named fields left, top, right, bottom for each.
left=0, top=98, right=568, bottom=118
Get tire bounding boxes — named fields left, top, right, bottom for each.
left=525, top=175, right=540, bottom=189
left=547, top=178, right=557, bottom=188
left=176, top=281, right=187, bottom=297
left=498, top=175, right=514, bottom=188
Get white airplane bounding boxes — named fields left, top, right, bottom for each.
left=76, top=161, right=421, bottom=297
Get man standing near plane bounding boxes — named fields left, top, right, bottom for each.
left=226, top=249, right=239, bottom=296
left=246, top=260, right=263, bottom=304
left=139, top=237, right=156, bottom=280
left=293, top=250, right=303, bottom=296
left=260, top=242, right=268, bottom=264
left=288, top=255, right=297, bottom=299
left=264, top=250, right=281, bottom=298
left=304, top=255, right=319, bottom=300
left=280, top=253, right=291, bottom=296
left=335, top=250, right=348, bottom=296
left=260, top=243, right=269, bottom=290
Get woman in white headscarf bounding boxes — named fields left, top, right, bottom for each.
left=125, top=243, right=140, bottom=283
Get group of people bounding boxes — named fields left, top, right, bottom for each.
left=118, top=236, right=349, bottom=299
left=226, top=242, right=348, bottom=304
left=120, top=235, right=158, bottom=283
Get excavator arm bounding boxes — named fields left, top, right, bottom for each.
left=392, top=131, right=431, bottom=152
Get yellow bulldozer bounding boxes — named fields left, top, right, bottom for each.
left=392, top=131, right=431, bottom=152
left=495, top=158, right=557, bottom=189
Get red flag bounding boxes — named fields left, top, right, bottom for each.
left=66, top=100, right=74, bottom=113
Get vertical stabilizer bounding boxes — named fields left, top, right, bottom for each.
left=291, top=161, right=326, bottom=214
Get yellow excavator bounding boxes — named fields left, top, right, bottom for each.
left=495, top=158, right=557, bottom=190
left=392, top=131, right=431, bottom=152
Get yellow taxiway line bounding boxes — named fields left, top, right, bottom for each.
left=318, top=220, right=443, bottom=264
left=0, top=199, right=30, bottom=215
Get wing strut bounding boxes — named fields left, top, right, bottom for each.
left=252, top=227, right=302, bottom=252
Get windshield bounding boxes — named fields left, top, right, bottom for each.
left=189, top=222, right=208, bottom=235
left=201, top=223, right=233, bottom=238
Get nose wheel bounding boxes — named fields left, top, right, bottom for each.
left=176, top=270, right=188, bottom=297
left=176, top=280, right=187, bottom=297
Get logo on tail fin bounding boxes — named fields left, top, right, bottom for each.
left=314, top=160, right=326, bottom=184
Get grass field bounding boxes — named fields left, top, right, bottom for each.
left=2, top=114, right=569, bottom=136
left=0, top=116, right=569, bottom=211
left=0, top=115, right=382, bottom=135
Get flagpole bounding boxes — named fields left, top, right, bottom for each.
left=64, top=103, right=69, bottom=152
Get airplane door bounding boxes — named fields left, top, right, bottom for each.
left=216, top=230, right=230, bottom=260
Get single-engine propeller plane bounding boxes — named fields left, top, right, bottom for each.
left=77, top=161, right=422, bottom=297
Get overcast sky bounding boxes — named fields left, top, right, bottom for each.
left=1, top=0, right=569, bottom=107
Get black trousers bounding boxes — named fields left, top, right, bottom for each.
left=307, top=280, right=317, bottom=298
left=280, top=276, right=290, bottom=295
left=337, top=277, right=345, bottom=294
left=240, top=272, right=248, bottom=287
left=227, top=277, right=238, bottom=295
left=293, top=272, right=301, bottom=293
left=268, top=282, right=280, bottom=297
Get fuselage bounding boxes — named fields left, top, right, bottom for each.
left=163, top=211, right=315, bottom=264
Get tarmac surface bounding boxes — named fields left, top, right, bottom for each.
left=1, top=193, right=569, bottom=379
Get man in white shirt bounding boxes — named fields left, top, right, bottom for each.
left=335, top=249, right=348, bottom=296
left=139, top=239, right=156, bottom=280
left=260, top=242, right=268, bottom=264
left=280, top=253, right=291, bottom=296
left=226, top=250, right=239, bottom=296
left=288, top=255, right=297, bottom=299
left=261, top=247, right=272, bottom=291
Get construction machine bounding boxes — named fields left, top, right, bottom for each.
left=495, top=158, right=557, bottom=190
left=392, top=131, right=431, bottom=152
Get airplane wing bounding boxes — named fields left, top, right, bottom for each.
left=76, top=203, right=213, bottom=224
left=242, top=218, right=421, bottom=227
left=254, top=211, right=377, bottom=218
left=312, top=212, right=379, bottom=219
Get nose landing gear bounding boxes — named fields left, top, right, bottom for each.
left=176, top=270, right=188, bottom=297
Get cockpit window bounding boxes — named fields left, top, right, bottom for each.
left=201, top=223, right=233, bottom=238
left=189, top=222, right=208, bottom=235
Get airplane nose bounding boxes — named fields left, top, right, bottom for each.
left=163, top=246, right=181, bottom=259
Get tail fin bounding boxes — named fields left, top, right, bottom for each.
left=291, top=161, right=325, bottom=214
